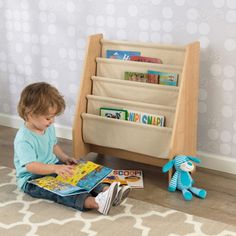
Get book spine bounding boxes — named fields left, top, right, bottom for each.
left=127, top=110, right=165, bottom=127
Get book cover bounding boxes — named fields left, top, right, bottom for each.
left=106, top=50, right=141, bottom=60
left=100, top=107, right=128, bottom=120
left=130, top=55, right=163, bottom=64
left=124, top=71, right=158, bottom=84
left=102, top=170, right=143, bottom=188
left=127, top=109, right=165, bottom=127
left=28, top=161, right=113, bottom=196
left=148, top=70, right=178, bottom=86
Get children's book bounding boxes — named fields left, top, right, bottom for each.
left=130, top=55, right=163, bottom=64
left=102, top=170, right=143, bottom=188
left=100, top=107, right=128, bottom=120
left=148, top=70, right=178, bottom=86
left=127, top=109, right=165, bottom=127
left=28, top=161, right=113, bottom=196
left=106, top=50, right=141, bottom=60
left=124, top=71, right=158, bottom=84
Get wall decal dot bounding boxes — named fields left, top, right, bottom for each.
left=139, top=31, right=149, bottom=42
left=39, top=12, right=47, bottom=23
left=59, top=48, right=67, bottom=58
left=187, top=8, right=199, bottom=20
left=222, top=106, right=233, bottom=118
left=41, top=57, right=50, bottom=67
left=199, top=88, right=208, bottom=100
left=150, top=32, right=161, bottom=42
left=213, top=0, right=225, bottom=8
left=199, top=22, right=210, bottom=35
left=86, top=15, right=95, bottom=26
left=162, top=34, right=172, bottom=44
left=162, top=21, right=173, bottom=32
left=68, top=61, right=77, bottom=71
left=220, top=143, right=231, bottom=155
left=233, top=134, right=236, bottom=144
left=116, top=29, right=127, bottom=40
left=67, top=2, right=75, bottom=12
left=0, top=52, right=6, bottom=61
left=117, top=17, right=127, bottom=28
left=42, top=68, right=49, bottom=78
left=208, top=129, right=219, bottom=140
left=198, top=101, right=207, bottom=113
left=21, top=11, right=29, bottom=21
left=210, top=64, right=222, bottom=76
left=68, top=26, right=76, bottom=37
left=186, top=22, right=198, bottom=34
left=224, top=38, right=236, bottom=51
left=220, top=130, right=232, bottom=142
left=223, top=65, right=235, bottom=77
left=128, top=5, right=138, bottom=16
left=106, top=16, right=115, bottom=27
left=223, top=92, right=233, bottom=104
left=223, top=79, right=234, bottom=91
left=227, top=0, right=236, bottom=9
left=96, top=15, right=105, bottom=27
left=24, top=55, right=32, bottom=65
left=151, top=19, right=161, bottom=31
left=48, top=12, right=56, bottom=23
left=226, top=10, right=236, bottom=23
left=106, top=4, right=115, bottom=15
left=51, top=69, right=58, bottom=79
left=174, top=0, right=186, bottom=6
left=162, top=7, right=173, bottom=19
left=48, top=24, right=56, bottom=34
left=151, top=0, right=162, bottom=5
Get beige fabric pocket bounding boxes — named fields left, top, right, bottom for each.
left=86, top=95, right=175, bottom=128
left=82, top=113, right=172, bottom=158
left=92, top=76, right=179, bottom=107
left=96, top=58, right=182, bottom=86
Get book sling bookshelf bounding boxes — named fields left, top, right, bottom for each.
left=73, top=34, right=200, bottom=177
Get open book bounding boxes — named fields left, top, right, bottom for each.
left=102, top=170, right=143, bottom=188
left=28, top=160, right=112, bottom=196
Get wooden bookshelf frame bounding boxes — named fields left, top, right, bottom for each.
left=73, top=34, right=200, bottom=175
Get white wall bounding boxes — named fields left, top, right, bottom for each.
left=0, top=0, right=236, bottom=174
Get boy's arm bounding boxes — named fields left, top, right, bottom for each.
left=26, top=162, right=74, bottom=178
left=53, top=144, right=78, bottom=165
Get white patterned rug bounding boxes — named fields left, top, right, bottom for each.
left=1, top=166, right=236, bottom=236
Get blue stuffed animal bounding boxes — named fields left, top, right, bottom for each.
left=162, top=155, right=207, bottom=201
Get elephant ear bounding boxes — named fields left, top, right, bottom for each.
left=188, top=156, right=201, bottom=163
left=162, top=160, right=174, bottom=173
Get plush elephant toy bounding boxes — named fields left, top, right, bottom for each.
left=162, top=155, right=207, bottom=201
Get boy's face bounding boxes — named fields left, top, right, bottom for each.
left=27, top=107, right=57, bottom=133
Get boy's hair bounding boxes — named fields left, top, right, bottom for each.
left=18, top=82, right=65, bottom=121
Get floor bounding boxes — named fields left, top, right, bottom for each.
left=1, top=125, right=236, bottom=226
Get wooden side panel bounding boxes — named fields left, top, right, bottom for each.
left=168, top=42, right=200, bottom=160
left=72, top=34, right=103, bottom=159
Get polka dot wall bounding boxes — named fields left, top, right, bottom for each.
left=0, top=0, right=236, bottom=160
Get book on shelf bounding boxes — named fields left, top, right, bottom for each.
left=102, top=170, right=143, bottom=188
left=127, top=109, right=165, bottom=127
left=130, top=55, right=163, bottom=64
left=100, top=107, right=128, bottom=120
left=106, top=50, right=141, bottom=60
left=148, top=70, right=178, bottom=86
left=28, top=160, right=112, bottom=196
left=124, top=71, right=158, bottom=84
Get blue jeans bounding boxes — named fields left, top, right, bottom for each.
left=24, top=169, right=108, bottom=211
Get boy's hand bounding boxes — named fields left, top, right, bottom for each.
left=64, top=157, right=78, bottom=165
left=54, top=164, right=75, bottom=178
